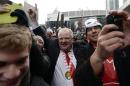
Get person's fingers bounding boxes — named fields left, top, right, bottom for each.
left=99, top=24, right=119, bottom=36
left=117, top=11, right=130, bottom=21
left=106, top=43, right=124, bottom=53
left=0, top=7, right=10, bottom=13
left=0, top=4, right=10, bottom=13
left=98, top=31, right=124, bottom=43
left=28, top=9, right=33, bottom=15
left=99, top=37, right=124, bottom=48
left=109, top=10, right=130, bottom=20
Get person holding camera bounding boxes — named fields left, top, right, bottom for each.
left=75, top=10, right=130, bottom=86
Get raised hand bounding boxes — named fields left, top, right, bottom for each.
left=28, top=3, right=38, bottom=22
left=90, top=10, right=130, bottom=75
left=95, top=11, right=130, bottom=61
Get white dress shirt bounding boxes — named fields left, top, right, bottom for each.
left=51, top=49, right=77, bottom=86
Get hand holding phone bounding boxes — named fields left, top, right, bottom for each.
left=0, top=3, right=22, bottom=24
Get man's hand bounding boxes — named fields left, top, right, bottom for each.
left=90, top=10, right=130, bottom=75
left=27, top=4, right=39, bottom=29
left=94, top=10, right=130, bottom=61
left=28, top=4, right=38, bottom=22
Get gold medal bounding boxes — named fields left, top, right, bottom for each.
left=65, top=71, right=72, bottom=80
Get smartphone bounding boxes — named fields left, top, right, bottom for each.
left=0, top=3, right=23, bottom=24
left=106, top=14, right=123, bottom=32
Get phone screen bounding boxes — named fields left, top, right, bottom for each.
left=0, top=3, right=23, bottom=24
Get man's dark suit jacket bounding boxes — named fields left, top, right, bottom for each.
left=75, top=44, right=130, bottom=86
left=33, top=26, right=89, bottom=85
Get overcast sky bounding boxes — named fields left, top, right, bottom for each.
left=11, top=0, right=123, bottom=24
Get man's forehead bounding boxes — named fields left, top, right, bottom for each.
left=58, top=33, right=71, bottom=38
left=58, top=28, right=73, bottom=38
left=0, top=56, right=28, bottom=63
left=86, top=25, right=102, bottom=31
left=0, top=48, right=29, bottom=58
left=59, top=29, right=70, bottom=33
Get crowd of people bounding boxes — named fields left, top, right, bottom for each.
left=0, top=0, right=130, bottom=86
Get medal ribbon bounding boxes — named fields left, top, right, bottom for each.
left=64, top=51, right=77, bottom=86
left=64, top=51, right=70, bottom=65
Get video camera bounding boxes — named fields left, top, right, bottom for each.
left=106, top=14, right=123, bottom=32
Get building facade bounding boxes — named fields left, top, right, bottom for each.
left=46, top=10, right=106, bottom=32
